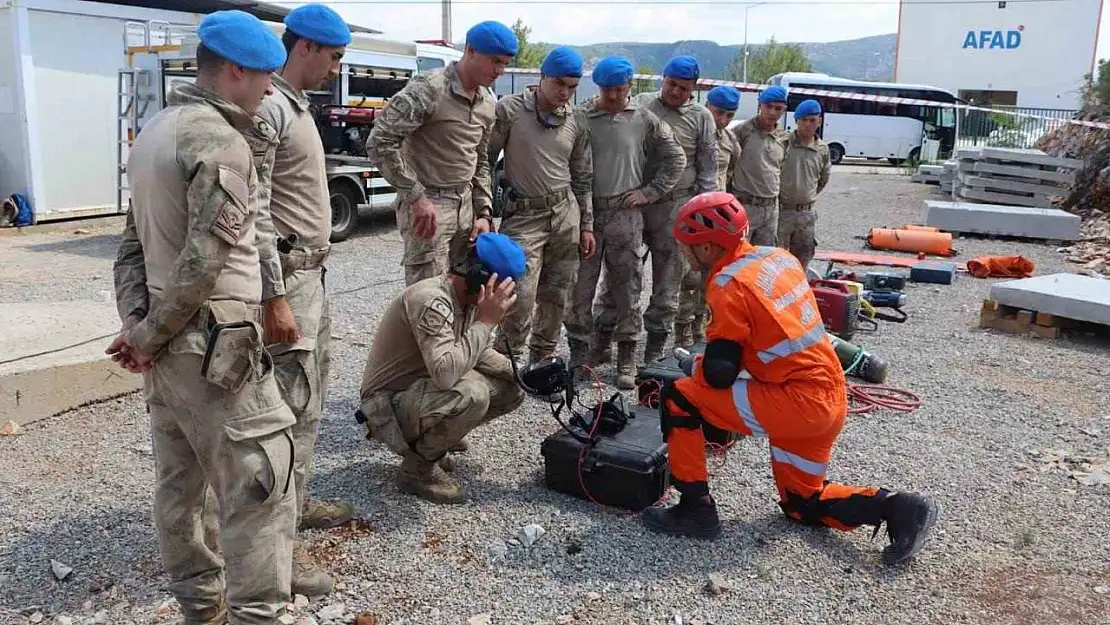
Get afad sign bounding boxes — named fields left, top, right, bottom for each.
left=962, top=25, right=1023, bottom=49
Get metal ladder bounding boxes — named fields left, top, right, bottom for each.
left=115, top=20, right=197, bottom=213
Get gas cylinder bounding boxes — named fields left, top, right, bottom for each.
left=827, top=334, right=888, bottom=384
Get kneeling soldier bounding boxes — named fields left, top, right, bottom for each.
left=356, top=232, right=527, bottom=503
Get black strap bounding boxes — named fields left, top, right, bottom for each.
left=874, top=308, right=908, bottom=323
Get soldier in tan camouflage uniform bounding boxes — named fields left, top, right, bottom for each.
left=595, top=56, right=717, bottom=363
left=730, top=85, right=790, bottom=246
left=367, top=21, right=518, bottom=285
left=238, top=3, right=353, bottom=598
left=563, top=57, right=685, bottom=390
left=778, top=99, right=832, bottom=270
left=356, top=233, right=526, bottom=503
left=107, top=12, right=295, bottom=624
left=675, top=85, right=742, bottom=348
left=488, top=46, right=594, bottom=365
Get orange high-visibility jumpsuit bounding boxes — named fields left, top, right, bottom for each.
left=665, top=241, right=885, bottom=530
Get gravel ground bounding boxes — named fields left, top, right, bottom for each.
left=3, top=163, right=1110, bottom=625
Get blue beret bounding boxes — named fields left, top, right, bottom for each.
left=540, top=46, right=583, bottom=78
left=758, top=85, right=788, bottom=104
left=465, top=20, right=518, bottom=56
left=475, top=232, right=526, bottom=282
left=284, top=3, right=352, bottom=47
left=663, top=55, right=699, bottom=80
left=198, top=10, right=287, bottom=72
left=706, top=85, right=740, bottom=111
left=592, top=56, right=634, bottom=87
left=795, top=99, right=822, bottom=118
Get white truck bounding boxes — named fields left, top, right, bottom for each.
left=0, top=0, right=462, bottom=242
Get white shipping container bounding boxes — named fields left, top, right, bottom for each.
left=0, top=0, right=206, bottom=224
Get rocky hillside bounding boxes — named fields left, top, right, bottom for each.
left=563, top=33, right=896, bottom=81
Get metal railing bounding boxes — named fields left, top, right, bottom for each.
left=956, top=105, right=1077, bottom=150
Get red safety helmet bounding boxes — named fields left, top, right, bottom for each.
left=673, top=191, right=750, bottom=249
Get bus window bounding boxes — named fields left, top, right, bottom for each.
left=417, top=57, right=445, bottom=73
left=348, top=75, right=406, bottom=100
left=939, top=107, right=956, bottom=128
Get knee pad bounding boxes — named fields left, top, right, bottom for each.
left=660, top=382, right=703, bottom=440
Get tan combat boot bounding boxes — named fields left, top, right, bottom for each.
left=692, top=314, right=706, bottom=344
left=643, top=332, right=669, bottom=364
left=615, top=341, right=637, bottom=390
left=397, top=454, right=465, bottom=504
left=292, top=539, right=334, bottom=597
left=179, top=601, right=227, bottom=625
left=299, top=497, right=354, bottom=531
left=673, top=322, right=693, bottom=350
left=590, top=330, right=613, bottom=365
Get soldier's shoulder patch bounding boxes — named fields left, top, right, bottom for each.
left=381, top=93, right=414, bottom=125
left=416, top=296, right=454, bottom=335
left=211, top=165, right=250, bottom=245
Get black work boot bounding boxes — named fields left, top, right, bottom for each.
left=642, top=490, right=721, bottom=540
left=879, top=492, right=939, bottom=565
left=643, top=332, right=668, bottom=364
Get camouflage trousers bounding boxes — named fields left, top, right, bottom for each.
left=359, top=351, right=525, bottom=461
left=268, top=265, right=331, bottom=527
left=777, top=202, right=818, bottom=270
left=735, top=192, right=779, bottom=246
left=397, top=185, right=475, bottom=286
left=494, top=191, right=580, bottom=361
left=676, top=261, right=707, bottom=325
left=565, top=202, right=644, bottom=344
left=145, top=302, right=297, bottom=625
left=596, top=191, right=690, bottom=335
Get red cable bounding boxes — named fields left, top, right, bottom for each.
left=847, top=382, right=921, bottom=414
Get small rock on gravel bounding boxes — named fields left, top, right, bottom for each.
left=519, top=523, right=545, bottom=547
left=279, top=614, right=296, bottom=625
left=293, top=594, right=310, bottom=610
left=316, top=604, right=345, bottom=622
left=29, top=612, right=44, bottom=623
left=296, top=617, right=320, bottom=625
left=465, top=614, right=491, bottom=625
left=49, top=559, right=72, bottom=581
left=0, top=420, right=21, bottom=436
left=55, top=617, right=73, bottom=625
left=705, top=573, right=730, bottom=596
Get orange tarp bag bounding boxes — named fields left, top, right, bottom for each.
left=867, top=227, right=955, bottom=256
left=966, top=255, right=1035, bottom=278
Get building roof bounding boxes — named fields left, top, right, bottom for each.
left=86, top=0, right=381, bottom=34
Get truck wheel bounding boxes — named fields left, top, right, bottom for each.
left=828, top=143, right=845, bottom=165
left=329, top=181, right=360, bottom=243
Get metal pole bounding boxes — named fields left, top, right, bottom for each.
left=441, top=0, right=452, bottom=43
left=743, top=9, right=749, bottom=83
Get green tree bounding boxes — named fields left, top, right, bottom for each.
left=1081, top=58, right=1110, bottom=111
left=727, top=36, right=812, bottom=84
left=510, top=18, right=546, bottom=69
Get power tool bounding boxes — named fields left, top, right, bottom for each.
left=810, top=279, right=861, bottom=340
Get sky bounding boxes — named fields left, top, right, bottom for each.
left=275, top=0, right=1110, bottom=63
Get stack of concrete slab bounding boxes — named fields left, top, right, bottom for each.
left=952, top=147, right=1081, bottom=209
left=911, top=164, right=945, bottom=185
left=922, top=199, right=1082, bottom=241
left=939, top=159, right=958, bottom=194
left=990, top=273, right=1110, bottom=329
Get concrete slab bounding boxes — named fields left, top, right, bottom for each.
left=978, top=147, right=1083, bottom=170
left=0, top=301, right=141, bottom=426
left=990, top=273, right=1110, bottom=326
left=958, top=174, right=1069, bottom=197
left=921, top=200, right=1082, bottom=240
left=960, top=161, right=1076, bottom=184
left=957, top=187, right=1058, bottom=209
left=918, top=165, right=945, bottom=175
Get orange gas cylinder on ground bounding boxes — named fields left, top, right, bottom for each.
left=867, top=226, right=955, bottom=257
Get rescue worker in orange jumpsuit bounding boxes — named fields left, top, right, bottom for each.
left=642, top=191, right=938, bottom=565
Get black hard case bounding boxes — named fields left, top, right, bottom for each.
left=634, top=342, right=706, bottom=406
left=540, top=404, right=669, bottom=511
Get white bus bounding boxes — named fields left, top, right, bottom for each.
left=768, top=72, right=960, bottom=165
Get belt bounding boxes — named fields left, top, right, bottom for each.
left=593, top=194, right=627, bottom=211
left=781, top=201, right=815, bottom=211
left=507, top=186, right=569, bottom=211
left=280, top=245, right=330, bottom=273
left=424, top=182, right=471, bottom=196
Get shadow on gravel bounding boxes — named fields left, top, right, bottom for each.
left=310, top=456, right=425, bottom=532
left=0, top=507, right=167, bottom=614
left=23, top=234, right=121, bottom=260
